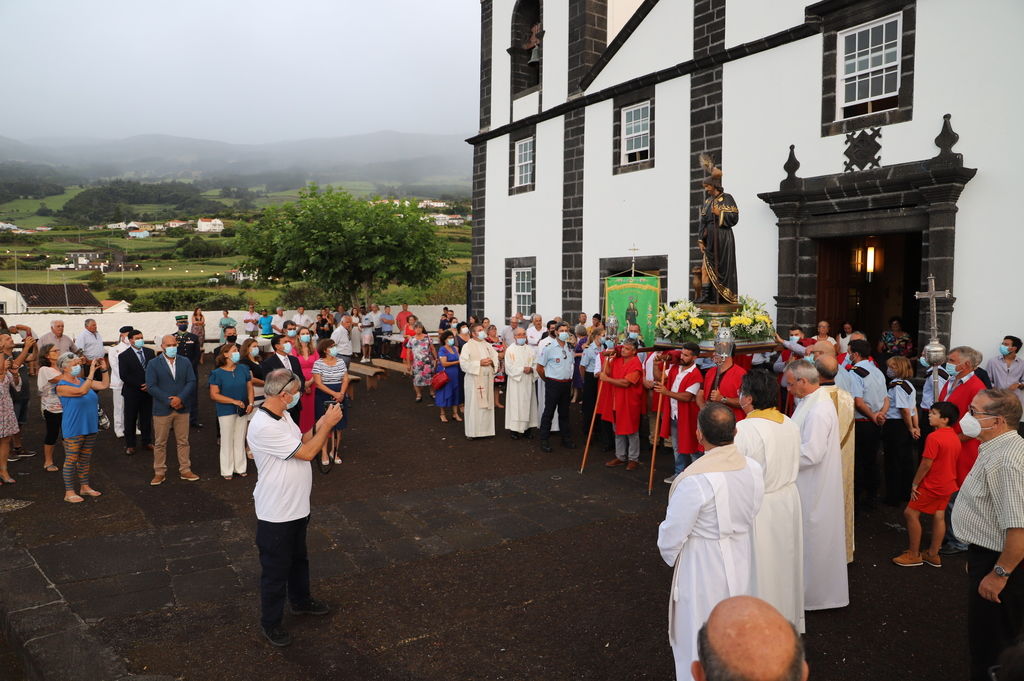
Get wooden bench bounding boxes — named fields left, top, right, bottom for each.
left=345, top=374, right=361, bottom=401
left=346, top=361, right=386, bottom=391
left=370, top=358, right=410, bottom=374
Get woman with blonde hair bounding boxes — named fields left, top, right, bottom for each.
left=882, top=355, right=919, bottom=507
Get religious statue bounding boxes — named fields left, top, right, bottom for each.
left=625, top=297, right=639, bottom=327
left=695, top=154, right=739, bottom=304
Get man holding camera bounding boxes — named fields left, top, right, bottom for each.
left=248, top=368, right=343, bottom=647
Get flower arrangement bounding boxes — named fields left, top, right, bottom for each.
left=655, top=299, right=710, bottom=343
left=727, top=295, right=776, bottom=341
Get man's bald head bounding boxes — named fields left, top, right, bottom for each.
left=816, top=355, right=839, bottom=380
left=693, top=596, right=807, bottom=681
left=809, top=341, right=835, bottom=359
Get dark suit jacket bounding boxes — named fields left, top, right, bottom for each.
left=119, top=346, right=156, bottom=395
left=145, top=355, right=196, bottom=417
left=260, top=354, right=305, bottom=392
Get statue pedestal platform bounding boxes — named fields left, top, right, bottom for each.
left=656, top=302, right=775, bottom=355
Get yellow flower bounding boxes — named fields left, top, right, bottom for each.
left=692, top=318, right=705, bottom=327
left=680, top=311, right=689, bottom=319
left=755, top=315, right=771, bottom=324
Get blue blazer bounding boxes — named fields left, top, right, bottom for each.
left=145, top=355, right=196, bottom=417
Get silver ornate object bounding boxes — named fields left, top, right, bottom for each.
left=713, top=325, right=735, bottom=362
left=915, top=273, right=953, bottom=398
left=605, top=315, right=620, bottom=343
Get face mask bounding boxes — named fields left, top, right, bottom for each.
left=70, top=364, right=82, bottom=377
left=300, top=334, right=310, bottom=343
left=628, top=332, right=639, bottom=340
left=329, top=347, right=339, bottom=357
left=804, top=355, right=815, bottom=364
left=133, top=339, right=145, bottom=349
left=558, top=331, right=569, bottom=342
left=886, top=367, right=896, bottom=378
left=477, top=331, right=486, bottom=340
left=226, top=335, right=237, bottom=343
left=1000, top=345, right=1012, bottom=357
left=919, top=356, right=930, bottom=368
left=515, top=338, right=526, bottom=346
left=230, top=351, right=240, bottom=363
left=164, top=346, right=178, bottom=359
left=177, top=324, right=187, bottom=332
left=446, top=338, right=455, bottom=346
left=945, top=362, right=958, bottom=375
left=789, top=336, right=799, bottom=343
left=959, top=413, right=984, bottom=439
left=283, top=342, right=293, bottom=354
left=605, top=339, right=615, bottom=349
left=249, top=346, right=260, bottom=357
left=287, top=392, right=300, bottom=409
left=287, top=329, right=297, bottom=337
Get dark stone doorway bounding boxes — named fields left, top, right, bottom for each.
left=816, top=232, right=922, bottom=343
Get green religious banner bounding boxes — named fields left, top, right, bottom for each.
left=604, top=274, right=660, bottom=345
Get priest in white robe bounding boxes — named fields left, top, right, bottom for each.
left=784, top=360, right=849, bottom=611
left=658, top=402, right=764, bottom=680
left=733, top=370, right=805, bottom=633
left=503, top=328, right=539, bottom=437
left=459, top=324, right=500, bottom=439
left=813, top=353, right=856, bottom=563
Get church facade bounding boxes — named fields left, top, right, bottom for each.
left=468, top=0, right=1022, bottom=353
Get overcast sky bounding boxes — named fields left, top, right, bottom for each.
left=1, top=0, right=480, bottom=144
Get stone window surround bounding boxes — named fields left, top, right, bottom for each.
left=505, top=257, right=537, bottom=320
left=508, top=124, right=538, bottom=195
left=612, top=86, right=655, bottom=175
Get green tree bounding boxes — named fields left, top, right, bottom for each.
left=237, top=185, right=451, bottom=305
left=86, top=270, right=106, bottom=291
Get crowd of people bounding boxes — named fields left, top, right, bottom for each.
left=0, top=308, right=1022, bottom=678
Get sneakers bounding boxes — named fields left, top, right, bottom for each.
left=605, top=458, right=626, bottom=467
left=290, top=599, right=330, bottom=616
left=180, top=471, right=200, bottom=482
left=922, top=551, right=942, bottom=568
left=626, top=461, right=640, bottom=471
left=13, top=448, right=35, bottom=458
left=663, top=474, right=678, bottom=485
left=150, top=475, right=165, bottom=486
left=939, top=542, right=967, bottom=556
left=892, top=551, right=923, bottom=567
left=262, top=626, right=293, bottom=647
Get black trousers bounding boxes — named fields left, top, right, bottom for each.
left=968, top=544, right=1024, bottom=681
left=122, top=389, right=153, bottom=448
left=539, top=379, right=572, bottom=443
left=256, top=515, right=311, bottom=631
left=581, top=373, right=598, bottom=434
left=854, top=420, right=882, bottom=505
left=881, top=419, right=915, bottom=505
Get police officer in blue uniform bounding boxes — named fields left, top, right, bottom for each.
left=537, top=322, right=576, bottom=453
left=846, top=338, right=888, bottom=510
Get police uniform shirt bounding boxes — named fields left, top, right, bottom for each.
left=538, top=340, right=574, bottom=380
left=848, top=359, right=887, bottom=418
left=885, top=378, right=917, bottom=419
left=580, top=342, right=601, bottom=374
left=174, top=331, right=199, bottom=364
left=919, top=366, right=950, bottom=410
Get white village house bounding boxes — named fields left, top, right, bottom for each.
left=196, top=218, right=224, bottom=233
left=468, top=0, right=1023, bottom=354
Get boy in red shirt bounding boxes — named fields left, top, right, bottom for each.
left=892, top=401, right=961, bottom=568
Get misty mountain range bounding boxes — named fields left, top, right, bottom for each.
left=0, top=131, right=472, bottom=194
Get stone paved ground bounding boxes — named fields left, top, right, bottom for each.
left=0, top=365, right=967, bottom=680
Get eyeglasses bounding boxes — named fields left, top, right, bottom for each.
left=969, top=406, right=1000, bottom=419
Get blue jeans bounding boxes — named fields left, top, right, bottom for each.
left=944, top=491, right=969, bottom=549
left=670, top=420, right=701, bottom=474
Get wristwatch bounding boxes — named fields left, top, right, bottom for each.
left=994, top=565, right=1012, bottom=578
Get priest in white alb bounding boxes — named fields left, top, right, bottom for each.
left=459, top=324, right=500, bottom=439
left=813, top=352, right=857, bottom=563
left=658, top=402, right=764, bottom=680
left=784, top=360, right=849, bottom=611
left=503, top=327, right=539, bottom=438
left=733, top=370, right=805, bottom=633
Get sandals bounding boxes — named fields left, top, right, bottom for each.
left=415, top=396, right=422, bottom=403
left=439, top=415, right=449, bottom=423
left=44, top=464, right=59, bottom=472
left=80, top=489, right=102, bottom=497
left=332, top=456, right=342, bottom=465
left=64, top=494, right=84, bottom=503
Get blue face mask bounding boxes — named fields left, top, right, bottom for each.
left=133, top=338, right=145, bottom=349
left=628, top=332, right=639, bottom=340
left=558, top=331, right=569, bottom=342
left=287, top=329, right=297, bottom=337
left=789, top=335, right=800, bottom=343
left=300, top=334, right=310, bottom=343
left=177, top=324, right=187, bottom=332
left=1000, top=345, right=1012, bottom=357
left=919, top=356, right=930, bottom=368
left=250, top=346, right=260, bottom=357
left=945, top=362, right=958, bottom=375
left=804, top=355, right=815, bottom=364
left=164, top=346, right=178, bottom=359
left=329, top=347, right=340, bottom=357
left=283, top=342, right=293, bottom=354
left=446, top=338, right=455, bottom=346
left=515, top=337, right=526, bottom=346
left=605, top=339, right=615, bottom=349
left=230, top=351, right=240, bottom=363
left=287, top=392, right=300, bottom=409
left=70, top=364, right=82, bottom=377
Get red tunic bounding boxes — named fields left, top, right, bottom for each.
left=596, top=354, right=615, bottom=421
left=938, top=374, right=986, bottom=485
left=609, top=355, right=645, bottom=435
left=703, top=364, right=747, bottom=424
left=659, top=364, right=702, bottom=453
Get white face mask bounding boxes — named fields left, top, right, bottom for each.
left=959, top=412, right=993, bottom=439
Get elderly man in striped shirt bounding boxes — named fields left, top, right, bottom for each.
left=953, top=388, right=1024, bottom=681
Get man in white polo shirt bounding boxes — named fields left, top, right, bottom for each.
left=248, top=368, right=342, bottom=647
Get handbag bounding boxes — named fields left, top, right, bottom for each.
left=430, top=368, right=449, bottom=392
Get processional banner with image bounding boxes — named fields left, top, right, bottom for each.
left=604, top=274, right=660, bottom=345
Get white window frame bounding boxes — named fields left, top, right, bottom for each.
left=514, top=137, right=535, bottom=187
left=621, top=101, right=651, bottom=165
left=837, top=13, right=902, bottom=113
left=512, top=267, right=534, bottom=316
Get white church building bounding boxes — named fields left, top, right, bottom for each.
left=467, top=0, right=1022, bottom=353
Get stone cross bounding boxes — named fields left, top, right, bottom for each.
left=915, top=273, right=953, bottom=398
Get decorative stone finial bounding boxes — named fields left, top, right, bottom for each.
left=933, top=113, right=961, bottom=164
left=780, top=145, right=801, bottom=190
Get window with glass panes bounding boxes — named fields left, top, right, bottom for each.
left=838, top=14, right=901, bottom=118
left=512, top=268, right=534, bottom=315
left=621, top=102, right=650, bottom=164
left=515, top=137, right=535, bottom=187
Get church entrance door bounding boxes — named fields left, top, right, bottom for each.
left=816, top=233, right=921, bottom=342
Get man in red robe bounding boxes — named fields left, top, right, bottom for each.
left=653, top=342, right=703, bottom=483
left=698, top=348, right=747, bottom=440
left=600, top=339, right=646, bottom=470
left=937, top=346, right=987, bottom=555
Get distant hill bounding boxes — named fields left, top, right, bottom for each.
left=0, top=131, right=471, bottom=196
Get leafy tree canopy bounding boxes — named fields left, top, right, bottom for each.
left=237, top=184, right=451, bottom=305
